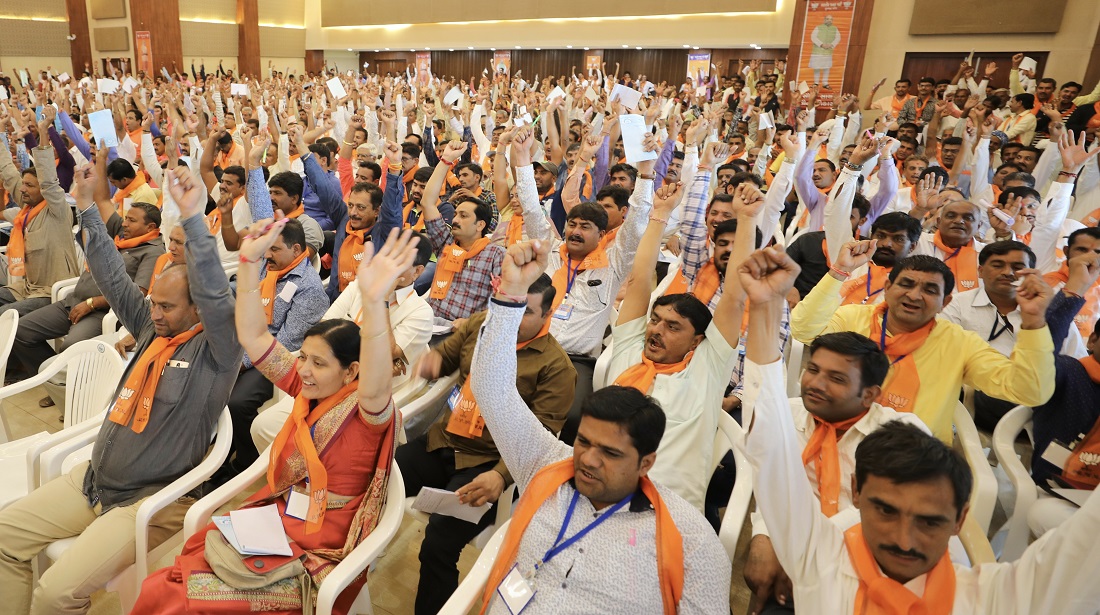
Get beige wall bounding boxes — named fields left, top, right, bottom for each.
left=86, top=0, right=131, bottom=70
left=303, top=0, right=795, bottom=51
left=0, top=56, right=72, bottom=80
left=323, top=50, right=360, bottom=75
left=0, top=1, right=71, bottom=74
left=263, top=56, right=306, bottom=76
left=860, top=0, right=1100, bottom=91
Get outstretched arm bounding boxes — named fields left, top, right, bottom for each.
left=616, top=181, right=685, bottom=325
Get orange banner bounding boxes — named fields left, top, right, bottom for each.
left=493, top=50, right=511, bottom=76
left=795, top=0, right=856, bottom=109
left=584, top=51, right=603, bottom=76
left=135, top=31, right=153, bottom=78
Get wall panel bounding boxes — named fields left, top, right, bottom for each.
left=259, top=26, right=306, bottom=58
left=178, top=0, right=236, bottom=23
left=181, top=22, right=237, bottom=58
left=0, top=19, right=72, bottom=57
left=258, top=0, right=305, bottom=27
left=910, top=0, right=1066, bottom=35
left=90, top=0, right=126, bottom=19
left=93, top=25, right=129, bottom=52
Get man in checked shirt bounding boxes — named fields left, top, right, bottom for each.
left=421, top=141, right=505, bottom=335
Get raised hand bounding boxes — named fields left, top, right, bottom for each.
left=652, top=182, right=685, bottom=218
left=732, top=183, right=765, bottom=219
left=510, top=127, right=534, bottom=167
left=166, top=165, right=209, bottom=220
left=382, top=139, right=401, bottom=168
left=1015, top=271, right=1053, bottom=328
left=499, top=238, right=550, bottom=298
left=1058, top=129, right=1100, bottom=172
left=357, top=228, right=421, bottom=303
left=440, top=140, right=467, bottom=163
left=702, top=141, right=730, bottom=168
left=737, top=246, right=802, bottom=305
left=848, top=134, right=879, bottom=166
left=834, top=239, right=878, bottom=274
left=72, top=163, right=97, bottom=207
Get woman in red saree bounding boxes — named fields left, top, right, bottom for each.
left=130, top=225, right=423, bottom=615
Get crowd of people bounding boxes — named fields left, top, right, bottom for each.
left=0, top=49, right=1098, bottom=614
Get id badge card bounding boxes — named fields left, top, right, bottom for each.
left=497, top=564, right=536, bottom=614
left=553, top=303, right=573, bottom=321
left=1042, top=440, right=1073, bottom=468
left=447, top=384, right=461, bottom=411
left=285, top=483, right=309, bottom=520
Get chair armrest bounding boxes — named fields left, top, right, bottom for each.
left=959, top=513, right=997, bottom=564
left=954, top=403, right=997, bottom=533
left=438, top=520, right=511, bottom=615
left=494, top=484, right=516, bottom=526
left=133, top=408, right=233, bottom=594
left=991, top=405, right=1036, bottom=561
left=183, top=445, right=270, bottom=538
left=51, top=276, right=80, bottom=303
left=315, top=465, right=406, bottom=615
left=28, top=413, right=104, bottom=488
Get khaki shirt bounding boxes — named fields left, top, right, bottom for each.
left=425, top=310, right=576, bottom=485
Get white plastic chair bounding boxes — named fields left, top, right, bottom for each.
left=0, top=309, right=20, bottom=442
left=183, top=446, right=406, bottom=615
left=954, top=402, right=997, bottom=534
left=991, top=405, right=1036, bottom=561
left=398, top=372, right=460, bottom=442
left=39, top=407, right=234, bottom=611
left=437, top=519, right=511, bottom=615
left=716, top=412, right=754, bottom=562
left=50, top=276, right=80, bottom=303
left=785, top=338, right=806, bottom=399
left=591, top=339, right=614, bottom=391
left=0, top=340, right=125, bottom=510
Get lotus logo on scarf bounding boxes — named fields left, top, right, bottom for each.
left=354, top=252, right=364, bottom=261
left=1079, top=452, right=1100, bottom=467
left=262, top=297, right=271, bottom=307
left=886, top=393, right=911, bottom=409
left=119, top=387, right=135, bottom=400
left=436, top=280, right=447, bottom=289
left=960, top=280, right=976, bottom=289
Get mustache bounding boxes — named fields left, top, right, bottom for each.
left=568, top=234, right=585, bottom=242
left=881, top=544, right=926, bottom=561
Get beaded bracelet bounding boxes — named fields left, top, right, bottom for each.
left=829, top=265, right=852, bottom=279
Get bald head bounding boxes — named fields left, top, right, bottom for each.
left=148, top=266, right=199, bottom=337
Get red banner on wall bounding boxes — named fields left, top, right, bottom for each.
left=795, top=0, right=857, bottom=109
left=135, top=31, right=153, bottom=77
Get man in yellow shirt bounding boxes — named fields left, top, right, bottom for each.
left=790, top=243, right=1055, bottom=441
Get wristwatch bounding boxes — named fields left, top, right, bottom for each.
left=86, top=298, right=94, bottom=309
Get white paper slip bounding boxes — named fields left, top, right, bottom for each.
left=0, top=86, right=7, bottom=101
left=326, top=76, right=347, bottom=100
left=798, top=81, right=810, bottom=94
left=442, top=86, right=462, bottom=106
left=123, top=77, right=140, bottom=93
left=1053, top=489, right=1092, bottom=508
left=610, top=84, right=643, bottom=111
left=58, top=72, right=71, bottom=84
left=694, top=86, right=707, bottom=97
left=18, top=69, right=29, bottom=87
left=547, top=85, right=566, bottom=101
left=584, top=86, right=598, bottom=102
left=411, top=487, right=492, bottom=524
left=88, top=109, right=119, bottom=148
left=97, top=78, right=120, bottom=95
left=230, top=504, right=293, bottom=556
left=758, top=111, right=776, bottom=130
left=619, top=114, right=658, bottom=165
left=230, top=83, right=249, bottom=96
left=213, top=516, right=267, bottom=556
left=1019, top=56, right=1038, bottom=74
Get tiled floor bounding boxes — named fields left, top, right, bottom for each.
left=5, top=385, right=754, bottom=615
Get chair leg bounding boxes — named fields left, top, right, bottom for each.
left=347, top=584, right=375, bottom=615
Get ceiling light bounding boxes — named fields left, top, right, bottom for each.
left=449, top=48, right=454, bottom=51
left=635, top=46, right=642, bottom=50
left=683, top=44, right=690, bottom=48
left=468, top=46, right=473, bottom=49
left=622, top=44, right=628, bottom=48
left=566, top=45, right=572, bottom=49
left=692, top=46, right=699, bottom=50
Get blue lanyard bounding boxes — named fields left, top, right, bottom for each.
left=862, top=272, right=884, bottom=304
left=536, top=490, right=633, bottom=571
left=878, top=311, right=907, bottom=366
left=564, top=257, right=583, bottom=296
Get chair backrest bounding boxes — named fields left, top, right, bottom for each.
left=786, top=338, right=806, bottom=399
left=991, top=405, right=1035, bottom=562
left=714, top=412, right=753, bottom=561
left=399, top=372, right=460, bottom=425
left=59, top=340, right=127, bottom=427
left=591, top=339, right=614, bottom=392
left=0, top=310, right=18, bottom=395
left=953, top=401, right=997, bottom=533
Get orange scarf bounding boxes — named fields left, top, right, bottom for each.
left=7, top=200, right=47, bottom=278
left=998, top=113, right=1027, bottom=143
left=446, top=323, right=551, bottom=439
left=214, top=141, right=238, bottom=169
left=506, top=212, right=524, bottom=246
left=147, top=252, right=173, bottom=293
left=869, top=303, right=935, bottom=413
left=111, top=173, right=148, bottom=214
left=128, top=128, right=143, bottom=155
left=267, top=380, right=358, bottom=534
left=114, top=228, right=160, bottom=250
left=108, top=325, right=204, bottom=433
left=613, top=351, right=694, bottom=395
left=1088, top=102, right=1100, bottom=130
left=259, top=251, right=310, bottom=323
left=891, top=94, right=912, bottom=115
left=550, top=244, right=609, bottom=312
left=480, top=459, right=683, bottom=615
left=844, top=524, right=955, bottom=615
left=402, top=201, right=426, bottom=231
left=802, top=412, right=867, bottom=516
left=285, top=203, right=305, bottom=219
left=430, top=238, right=491, bottom=300
left=841, top=264, right=891, bottom=306
left=932, top=231, right=978, bottom=292
left=1082, top=207, right=1099, bottom=228
left=597, top=224, right=621, bottom=250
left=207, top=195, right=243, bottom=236
left=665, top=260, right=723, bottom=307
left=338, top=223, right=370, bottom=291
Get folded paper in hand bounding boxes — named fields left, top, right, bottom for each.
left=619, top=114, right=658, bottom=165
left=610, top=84, right=643, bottom=111
left=326, top=77, right=348, bottom=101
left=547, top=86, right=566, bottom=102
left=412, top=487, right=492, bottom=524
left=443, top=86, right=463, bottom=106
left=231, top=83, right=249, bottom=96
left=97, top=78, right=120, bottom=95
left=88, top=109, right=119, bottom=148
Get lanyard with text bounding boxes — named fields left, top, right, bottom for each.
left=879, top=311, right=907, bottom=366
left=535, top=490, right=633, bottom=573
left=988, top=311, right=1014, bottom=341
